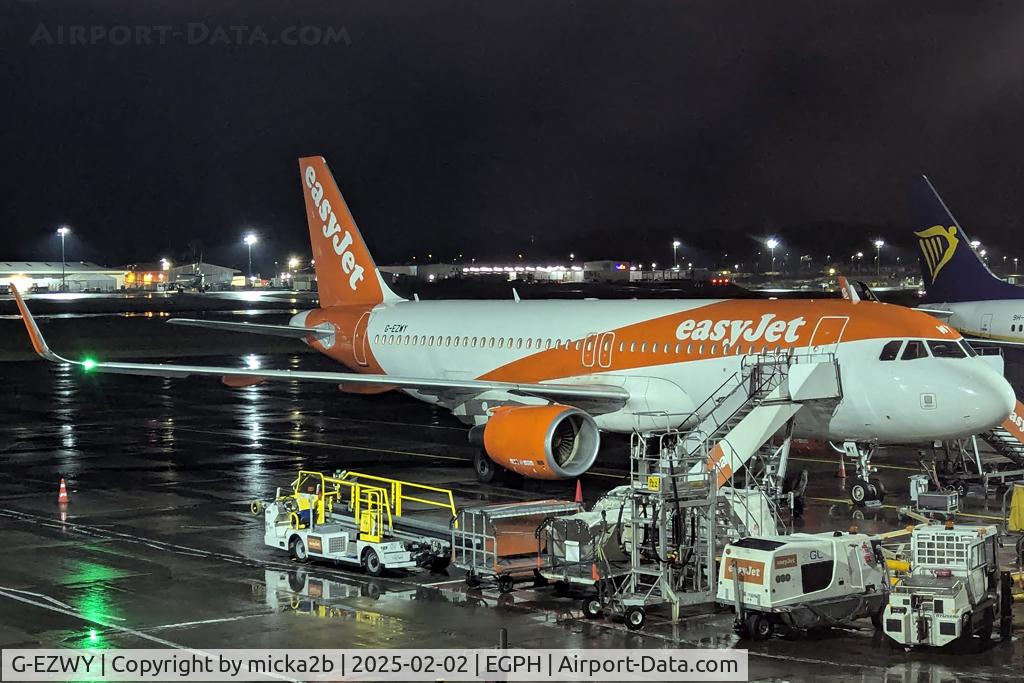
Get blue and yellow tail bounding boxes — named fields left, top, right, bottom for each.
left=910, top=175, right=1023, bottom=303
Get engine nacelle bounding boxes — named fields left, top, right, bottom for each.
left=481, top=405, right=600, bottom=480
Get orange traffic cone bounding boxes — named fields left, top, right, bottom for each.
left=57, top=478, right=69, bottom=505
left=574, top=480, right=583, bottom=504
left=837, top=454, right=846, bottom=479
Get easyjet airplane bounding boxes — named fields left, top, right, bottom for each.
left=12, top=157, right=1016, bottom=503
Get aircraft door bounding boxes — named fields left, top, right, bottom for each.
left=981, top=313, right=993, bottom=336
left=808, top=316, right=849, bottom=354
left=581, top=333, right=599, bottom=368
left=353, top=311, right=370, bottom=367
left=597, top=332, right=615, bottom=368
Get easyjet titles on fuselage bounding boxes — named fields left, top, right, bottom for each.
left=675, top=313, right=806, bottom=347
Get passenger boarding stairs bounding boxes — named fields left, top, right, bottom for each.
left=982, top=425, right=1024, bottom=468
left=642, top=351, right=842, bottom=540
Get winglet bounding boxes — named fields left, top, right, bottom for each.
left=10, top=285, right=64, bottom=363
left=837, top=276, right=860, bottom=303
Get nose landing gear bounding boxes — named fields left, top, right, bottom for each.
left=842, top=441, right=885, bottom=504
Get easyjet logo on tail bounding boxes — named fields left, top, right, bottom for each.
left=304, top=164, right=365, bottom=291
left=676, top=313, right=805, bottom=347
left=915, top=225, right=959, bottom=282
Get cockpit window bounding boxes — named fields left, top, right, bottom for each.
left=901, top=340, right=928, bottom=360
left=928, top=340, right=966, bottom=358
left=960, top=340, right=978, bottom=357
left=879, top=340, right=902, bottom=361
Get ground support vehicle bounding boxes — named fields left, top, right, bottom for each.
left=258, top=469, right=456, bottom=576
left=882, top=522, right=1012, bottom=648
left=718, top=531, right=889, bottom=640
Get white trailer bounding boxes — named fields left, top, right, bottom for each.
left=882, top=522, right=1012, bottom=648
left=717, top=531, right=889, bottom=639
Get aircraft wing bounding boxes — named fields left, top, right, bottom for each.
left=11, top=287, right=629, bottom=403
left=167, top=318, right=332, bottom=340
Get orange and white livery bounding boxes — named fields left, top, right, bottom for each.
left=12, top=157, right=1016, bottom=491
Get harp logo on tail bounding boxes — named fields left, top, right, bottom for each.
left=915, top=225, right=959, bottom=282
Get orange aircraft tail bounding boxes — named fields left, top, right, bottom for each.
left=298, top=156, right=403, bottom=308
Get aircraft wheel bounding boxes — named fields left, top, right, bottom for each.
left=850, top=479, right=871, bottom=504
left=870, top=478, right=887, bottom=502
left=474, top=450, right=496, bottom=484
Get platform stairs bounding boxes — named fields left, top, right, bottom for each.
left=638, top=351, right=842, bottom=541
left=982, top=425, right=1024, bottom=468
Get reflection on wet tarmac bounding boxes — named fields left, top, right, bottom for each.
left=0, top=351, right=1021, bottom=679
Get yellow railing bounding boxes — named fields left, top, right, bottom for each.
left=287, top=470, right=394, bottom=539
left=335, top=470, right=457, bottom=524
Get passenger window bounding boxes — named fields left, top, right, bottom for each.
left=545, top=339, right=552, bottom=350
left=723, top=343, right=730, bottom=354
left=687, top=344, right=692, bottom=354
left=428, top=336, right=435, bottom=346
left=630, top=342, right=636, bottom=352
left=525, top=339, right=532, bottom=349
left=960, top=340, right=978, bottom=357
left=508, top=337, right=514, bottom=348
left=663, top=343, right=670, bottom=353
left=374, top=335, right=380, bottom=343
left=640, top=343, right=647, bottom=352
left=928, top=340, right=966, bottom=358
left=901, top=340, right=928, bottom=360
left=699, top=344, right=704, bottom=354
left=619, top=342, right=626, bottom=353
left=517, top=338, right=523, bottom=349
left=675, top=343, right=681, bottom=354
left=710, top=344, right=717, bottom=355
left=463, top=336, right=469, bottom=346
left=574, top=340, right=581, bottom=351
left=555, top=339, right=561, bottom=348
left=878, top=340, right=902, bottom=361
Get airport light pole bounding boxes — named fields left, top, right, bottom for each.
left=288, top=256, right=299, bottom=290
left=672, top=240, right=681, bottom=269
left=56, top=226, right=70, bottom=292
left=244, top=233, right=257, bottom=283
left=766, top=238, right=779, bottom=276
left=1015, top=257, right=1019, bottom=274
left=873, top=239, right=884, bottom=277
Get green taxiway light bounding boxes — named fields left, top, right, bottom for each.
left=88, top=629, right=98, bottom=641
left=82, top=358, right=97, bottom=371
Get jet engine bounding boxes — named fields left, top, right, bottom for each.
left=478, top=404, right=601, bottom=479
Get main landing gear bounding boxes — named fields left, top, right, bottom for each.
left=841, top=441, right=886, bottom=505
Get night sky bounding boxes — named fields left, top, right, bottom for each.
left=3, top=1, right=1024, bottom=273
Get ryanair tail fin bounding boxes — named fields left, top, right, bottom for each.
left=909, top=175, right=1023, bottom=303
left=299, top=156, right=403, bottom=308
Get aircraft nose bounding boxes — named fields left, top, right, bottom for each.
left=961, top=366, right=1016, bottom=432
